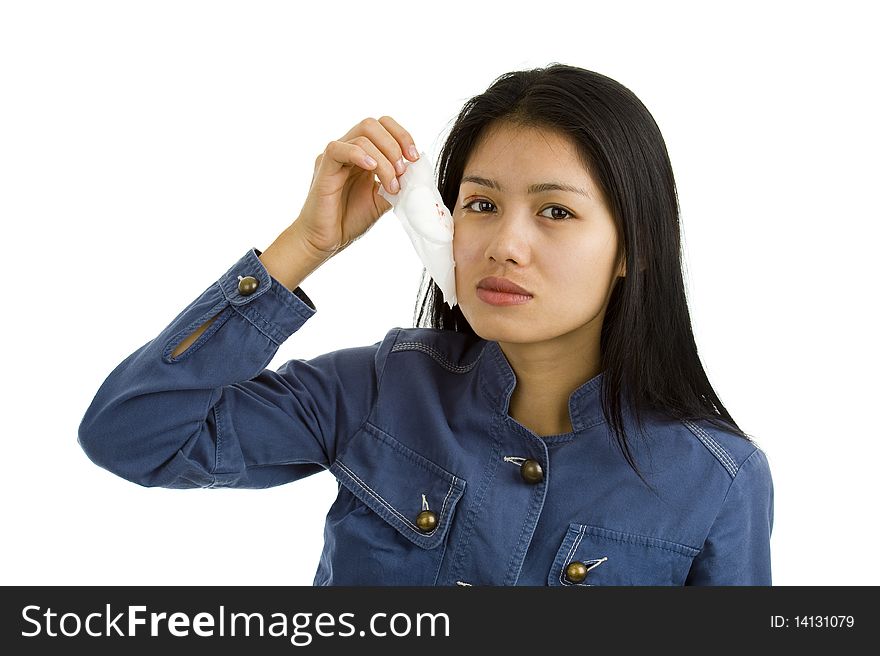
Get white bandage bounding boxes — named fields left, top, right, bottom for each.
left=378, top=150, right=457, bottom=308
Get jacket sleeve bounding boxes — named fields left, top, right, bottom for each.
left=78, top=247, right=387, bottom=490
left=685, top=447, right=775, bottom=585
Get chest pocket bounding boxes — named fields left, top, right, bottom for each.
left=325, top=422, right=466, bottom=584
left=548, top=522, right=700, bottom=586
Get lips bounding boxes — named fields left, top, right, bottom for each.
left=476, top=277, right=532, bottom=296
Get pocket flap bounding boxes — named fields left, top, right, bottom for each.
left=329, top=422, right=466, bottom=550
left=549, top=523, right=700, bottom=586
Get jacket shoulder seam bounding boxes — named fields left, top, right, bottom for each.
left=717, top=446, right=763, bottom=509
left=390, top=339, right=480, bottom=374
left=681, top=418, right=740, bottom=479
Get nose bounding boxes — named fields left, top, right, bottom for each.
left=484, top=213, right=531, bottom=265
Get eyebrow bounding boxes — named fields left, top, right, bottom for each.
left=460, top=175, right=592, bottom=200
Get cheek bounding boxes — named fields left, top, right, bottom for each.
left=452, top=227, right=480, bottom=266
left=542, top=238, right=616, bottom=292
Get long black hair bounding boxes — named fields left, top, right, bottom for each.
left=413, top=63, right=755, bottom=487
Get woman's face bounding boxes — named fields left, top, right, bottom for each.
left=452, top=121, right=625, bottom=344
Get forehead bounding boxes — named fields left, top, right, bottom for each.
left=463, top=122, right=593, bottom=185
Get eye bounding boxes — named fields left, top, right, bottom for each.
left=461, top=199, right=497, bottom=214
left=460, top=199, right=574, bottom=221
left=539, top=206, right=574, bottom=220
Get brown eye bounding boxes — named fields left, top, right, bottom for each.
left=462, top=199, right=496, bottom=213
left=539, top=206, right=574, bottom=220
left=461, top=199, right=574, bottom=221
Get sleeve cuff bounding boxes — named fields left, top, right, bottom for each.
left=216, top=247, right=318, bottom=344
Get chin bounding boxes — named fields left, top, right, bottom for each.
left=464, top=315, right=542, bottom=344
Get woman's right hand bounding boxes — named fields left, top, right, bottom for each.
left=292, top=116, right=420, bottom=259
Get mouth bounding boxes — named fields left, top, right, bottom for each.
left=475, top=285, right=533, bottom=307
left=475, top=276, right=534, bottom=307
left=476, top=276, right=532, bottom=296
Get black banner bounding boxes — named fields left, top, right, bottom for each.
left=1, top=586, right=871, bottom=652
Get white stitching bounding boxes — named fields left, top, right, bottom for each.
left=586, top=556, right=608, bottom=571
left=682, top=419, right=738, bottom=477
left=559, top=528, right=609, bottom=586
left=438, top=478, right=455, bottom=527
left=559, top=525, right=587, bottom=585
left=694, top=424, right=739, bottom=475
left=337, top=462, right=427, bottom=533
left=336, top=461, right=458, bottom=537
left=391, top=341, right=479, bottom=373
left=689, top=420, right=738, bottom=474
left=682, top=420, right=737, bottom=477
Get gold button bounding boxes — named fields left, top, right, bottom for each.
left=564, top=561, right=588, bottom=583
left=520, top=458, right=544, bottom=484
left=238, top=276, right=259, bottom=296
left=415, top=510, right=438, bottom=533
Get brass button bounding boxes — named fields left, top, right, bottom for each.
left=238, top=275, right=259, bottom=296
left=564, top=561, right=588, bottom=583
left=415, top=510, right=438, bottom=533
left=520, top=458, right=544, bottom=484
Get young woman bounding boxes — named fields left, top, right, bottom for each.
left=79, top=64, right=773, bottom=586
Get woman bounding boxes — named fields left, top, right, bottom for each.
left=78, top=63, right=773, bottom=586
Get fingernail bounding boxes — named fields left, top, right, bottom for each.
left=390, top=178, right=399, bottom=193
left=395, top=158, right=406, bottom=175
left=407, top=145, right=419, bottom=161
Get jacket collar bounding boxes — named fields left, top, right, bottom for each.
left=477, top=340, right=607, bottom=433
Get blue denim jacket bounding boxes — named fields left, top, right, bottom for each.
left=78, top=248, right=774, bottom=586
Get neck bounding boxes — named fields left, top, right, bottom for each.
left=500, top=324, right=603, bottom=437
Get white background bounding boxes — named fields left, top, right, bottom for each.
left=1, top=0, right=876, bottom=586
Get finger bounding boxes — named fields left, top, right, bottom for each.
left=349, top=136, right=400, bottom=194
left=323, top=139, right=398, bottom=195
left=377, top=115, right=419, bottom=162
left=321, top=140, right=386, bottom=188
left=340, top=117, right=411, bottom=176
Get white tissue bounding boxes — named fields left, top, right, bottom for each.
left=378, top=150, right=457, bottom=308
